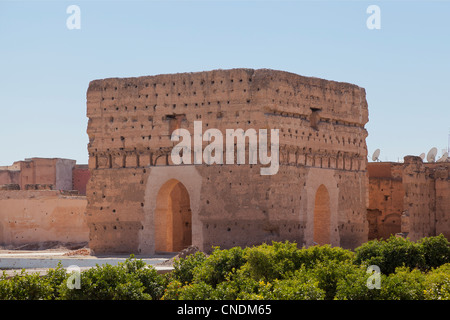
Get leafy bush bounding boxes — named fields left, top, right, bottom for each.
left=243, top=241, right=302, bottom=281
left=45, top=262, right=69, bottom=299
left=193, top=246, right=246, bottom=287
left=267, top=276, right=325, bottom=300
left=60, top=256, right=165, bottom=300
left=243, top=241, right=354, bottom=282
left=423, top=263, right=450, bottom=300
left=164, top=267, right=325, bottom=300
left=162, top=280, right=217, bottom=300
left=355, top=236, right=424, bottom=274
left=297, top=244, right=355, bottom=269
left=380, top=267, right=426, bottom=300
left=335, top=265, right=385, bottom=300
left=125, top=258, right=166, bottom=300
left=336, top=266, right=428, bottom=300
left=0, top=262, right=67, bottom=300
left=304, top=260, right=360, bottom=300
left=417, top=234, right=450, bottom=270
left=1, top=238, right=450, bottom=300
left=171, top=251, right=207, bottom=284
left=214, top=268, right=272, bottom=300
left=0, top=270, right=53, bottom=300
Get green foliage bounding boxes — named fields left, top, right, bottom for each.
left=335, top=265, right=385, bottom=300
left=417, top=234, right=450, bottom=270
left=214, top=268, right=268, bottom=300
left=59, top=256, right=165, bottom=300
left=243, top=241, right=302, bottom=281
left=163, top=281, right=217, bottom=300
left=193, top=246, right=246, bottom=287
left=0, top=270, right=53, bottom=300
left=1, top=237, right=450, bottom=300
left=171, top=251, right=207, bottom=284
left=380, top=267, right=426, bottom=300
left=355, top=236, right=425, bottom=274
left=304, top=260, right=359, bottom=300
left=0, top=262, right=68, bottom=300
left=297, top=244, right=356, bottom=269
left=423, top=263, right=450, bottom=300
left=267, top=277, right=325, bottom=300
left=335, top=265, right=428, bottom=300
left=243, top=241, right=354, bottom=282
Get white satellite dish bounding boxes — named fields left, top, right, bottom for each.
left=419, top=153, right=425, bottom=160
left=426, top=147, right=438, bottom=163
left=437, top=152, right=448, bottom=163
left=372, top=149, right=381, bottom=162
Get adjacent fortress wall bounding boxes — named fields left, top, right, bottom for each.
left=0, top=158, right=90, bottom=248
left=72, top=165, right=90, bottom=196
left=86, top=68, right=369, bottom=254
left=367, top=162, right=404, bottom=240
left=0, top=158, right=76, bottom=191
left=0, top=190, right=88, bottom=248
left=402, top=156, right=450, bottom=241
left=367, top=158, right=450, bottom=241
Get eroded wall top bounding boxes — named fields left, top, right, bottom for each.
left=86, top=68, right=369, bottom=171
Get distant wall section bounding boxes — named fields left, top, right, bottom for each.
left=0, top=190, right=88, bottom=248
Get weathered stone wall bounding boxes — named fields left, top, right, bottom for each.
left=0, top=158, right=84, bottom=192
left=55, top=159, right=76, bottom=191
left=86, top=68, right=369, bottom=254
left=367, top=163, right=404, bottom=240
left=72, top=165, right=90, bottom=196
left=435, top=164, right=450, bottom=239
left=0, top=169, right=20, bottom=186
left=402, top=156, right=450, bottom=241
left=367, top=158, right=450, bottom=242
left=0, top=190, right=88, bottom=248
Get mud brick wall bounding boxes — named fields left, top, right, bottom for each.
left=402, top=156, right=450, bottom=241
left=367, top=163, right=404, bottom=240
left=368, top=158, right=450, bottom=242
left=0, top=190, right=88, bottom=247
left=86, top=68, right=369, bottom=254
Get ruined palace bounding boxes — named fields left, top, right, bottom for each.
left=85, top=68, right=370, bottom=254
left=367, top=157, right=450, bottom=242
left=0, top=158, right=89, bottom=248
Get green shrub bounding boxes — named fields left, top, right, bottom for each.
left=355, top=236, right=424, bottom=274
left=59, top=256, right=164, bottom=300
left=336, top=265, right=427, bottom=300
left=161, top=280, right=183, bottom=300
left=243, top=241, right=301, bottom=281
left=267, top=277, right=325, bottom=300
left=1, top=239, right=449, bottom=300
left=163, top=266, right=325, bottom=300
left=125, top=259, right=166, bottom=300
left=162, top=280, right=217, bottom=300
left=0, top=269, right=53, bottom=300
left=243, top=241, right=354, bottom=282
left=214, top=268, right=266, bottom=300
left=424, top=263, right=450, bottom=300
left=298, top=244, right=355, bottom=269
left=43, top=262, right=68, bottom=300
left=305, top=260, right=360, bottom=300
left=193, top=246, right=246, bottom=287
left=417, top=234, right=450, bottom=270
left=335, top=265, right=385, bottom=300
left=171, top=251, right=207, bottom=284
left=379, top=267, right=426, bottom=300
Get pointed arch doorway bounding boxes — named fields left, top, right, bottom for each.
left=154, top=179, right=192, bottom=252
left=313, top=184, right=331, bottom=245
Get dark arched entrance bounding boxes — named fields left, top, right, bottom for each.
left=154, top=179, right=192, bottom=252
left=313, top=184, right=331, bottom=245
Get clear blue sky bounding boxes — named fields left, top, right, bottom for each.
left=1, top=0, right=449, bottom=165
